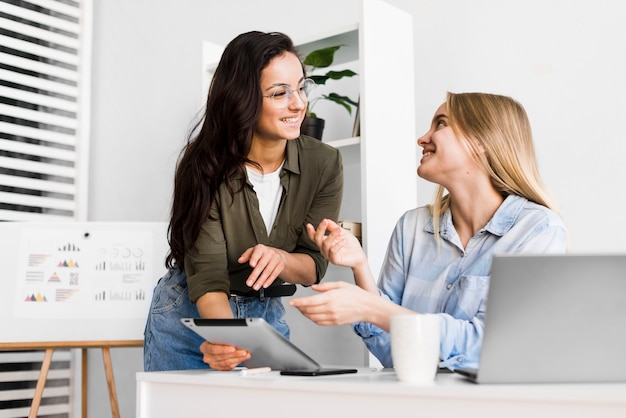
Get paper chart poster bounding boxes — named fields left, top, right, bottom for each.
left=14, top=228, right=156, bottom=319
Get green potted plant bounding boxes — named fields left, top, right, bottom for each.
left=301, top=45, right=358, bottom=140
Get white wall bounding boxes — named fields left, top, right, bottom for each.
left=409, top=0, right=626, bottom=253
left=87, top=1, right=626, bottom=416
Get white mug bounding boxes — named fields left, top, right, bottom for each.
left=390, top=314, right=440, bottom=384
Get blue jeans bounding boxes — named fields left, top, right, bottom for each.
left=143, top=268, right=290, bottom=371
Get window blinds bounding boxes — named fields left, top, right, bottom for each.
left=0, top=0, right=91, bottom=221
left=0, top=350, right=72, bottom=418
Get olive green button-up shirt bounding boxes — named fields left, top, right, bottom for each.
left=184, top=136, right=343, bottom=303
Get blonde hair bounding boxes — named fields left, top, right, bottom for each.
left=430, top=92, right=558, bottom=236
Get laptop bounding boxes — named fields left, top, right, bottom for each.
left=456, top=253, right=626, bottom=384
left=181, top=317, right=357, bottom=376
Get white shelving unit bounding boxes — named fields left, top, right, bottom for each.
left=201, top=0, right=417, bottom=368
left=287, top=0, right=418, bottom=367
left=296, top=0, right=417, bottom=282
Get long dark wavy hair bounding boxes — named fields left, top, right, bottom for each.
left=166, top=31, right=302, bottom=269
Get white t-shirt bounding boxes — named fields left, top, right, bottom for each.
left=246, top=162, right=284, bottom=234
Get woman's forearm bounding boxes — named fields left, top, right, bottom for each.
left=366, top=296, right=417, bottom=332
left=352, top=261, right=379, bottom=294
left=196, top=291, right=234, bottom=318
left=275, top=250, right=317, bottom=286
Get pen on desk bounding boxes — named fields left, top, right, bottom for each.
left=240, top=367, right=272, bottom=376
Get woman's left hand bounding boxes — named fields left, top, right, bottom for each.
left=200, top=341, right=251, bottom=371
left=239, top=244, right=285, bottom=290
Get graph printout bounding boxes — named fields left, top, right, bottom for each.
left=14, top=227, right=156, bottom=319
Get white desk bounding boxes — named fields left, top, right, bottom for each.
left=136, top=368, right=626, bottom=418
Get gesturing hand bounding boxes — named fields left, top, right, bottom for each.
left=306, top=219, right=366, bottom=268
left=289, top=281, right=373, bottom=326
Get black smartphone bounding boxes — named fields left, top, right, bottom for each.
left=280, top=368, right=358, bottom=376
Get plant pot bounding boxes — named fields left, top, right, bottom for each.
left=301, top=116, right=325, bottom=140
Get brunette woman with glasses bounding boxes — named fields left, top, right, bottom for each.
left=144, top=31, right=343, bottom=371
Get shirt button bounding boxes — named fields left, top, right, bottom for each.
left=457, top=357, right=464, bottom=363
left=446, top=283, right=453, bottom=290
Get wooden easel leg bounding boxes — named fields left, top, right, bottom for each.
left=101, top=347, right=121, bottom=418
left=82, top=348, right=88, bottom=418
left=29, top=348, right=54, bottom=418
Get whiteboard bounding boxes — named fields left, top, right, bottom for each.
left=0, top=222, right=169, bottom=343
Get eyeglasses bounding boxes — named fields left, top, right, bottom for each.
left=262, top=79, right=316, bottom=108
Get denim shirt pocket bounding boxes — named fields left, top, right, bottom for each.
left=448, top=275, right=490, bottom=319
left=150, top=269, right=190, bottom=314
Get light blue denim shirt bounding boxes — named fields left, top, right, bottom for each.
left=353, top=194, right=568, bottom=370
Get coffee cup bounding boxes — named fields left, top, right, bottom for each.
left=390, top=314, right=440, bottom=384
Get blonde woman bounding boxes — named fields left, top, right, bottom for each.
left=290, top=92, right=567, bottom=370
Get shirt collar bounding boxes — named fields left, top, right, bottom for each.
left=483, top=194, right=528, bottom=236
left=282, top=138, right=300, bottom=175
left=425, top=194, right=528, bottom=237
left=233, top=138, right=301, bottom=183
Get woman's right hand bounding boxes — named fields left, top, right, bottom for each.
left=200, top=341, right=251, bottom=371
left=306, top=219, right=366, bottom=269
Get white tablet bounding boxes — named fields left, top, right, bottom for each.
left=181, top=317, right=357, bottom=375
